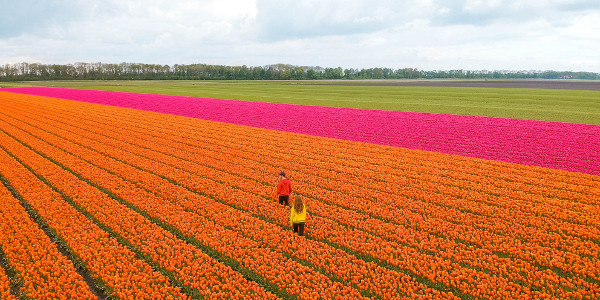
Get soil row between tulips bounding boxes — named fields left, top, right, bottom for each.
left=0, top=243, right=22, bottom=299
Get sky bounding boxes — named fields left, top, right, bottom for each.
left=1, top=0, right=599, bottom=72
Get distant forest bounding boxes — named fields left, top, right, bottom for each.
left=1, top=62, right=599, bottom=81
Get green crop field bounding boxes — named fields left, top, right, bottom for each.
left=3, top=80, right=599, bottom=124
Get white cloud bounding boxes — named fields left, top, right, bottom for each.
left=0, top=0, right=599, bottom=71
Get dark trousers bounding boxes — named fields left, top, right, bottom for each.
left=293, top=222, right=305, bottom=236
left=278, top=195, right=289, bottom=206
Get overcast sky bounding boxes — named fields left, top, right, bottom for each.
left=1, top=0, right=599, bottom=71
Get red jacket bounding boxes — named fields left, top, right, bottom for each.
left=277, top=179, right=292, bottom=196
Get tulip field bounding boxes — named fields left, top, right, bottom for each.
left=0, top=85, right=599, bottom=299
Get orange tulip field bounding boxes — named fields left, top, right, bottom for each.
left=0, top=90, right=598, bottom=299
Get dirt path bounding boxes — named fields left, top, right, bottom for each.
left=314, top=80, right=600, bottom=90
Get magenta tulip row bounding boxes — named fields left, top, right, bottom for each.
left=5, top=87, right=599, bottom=176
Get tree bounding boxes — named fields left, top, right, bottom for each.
left=1, top=62, right=599, bottom=81
left=324, top=67, right=343, bottom=79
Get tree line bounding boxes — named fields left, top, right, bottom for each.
left=1, top=62, right=599, bottom=81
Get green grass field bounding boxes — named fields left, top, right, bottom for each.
left=2, top=80, right=599, bottom=124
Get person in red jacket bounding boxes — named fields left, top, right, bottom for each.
left=276, top=172, right=292, bottom=206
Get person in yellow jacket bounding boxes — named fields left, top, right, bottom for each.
left=290, top=195, right=306, bottom=236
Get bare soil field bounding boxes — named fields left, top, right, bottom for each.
left=318, top=80, right=600, bottom=90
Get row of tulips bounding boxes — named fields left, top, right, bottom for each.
left=7, top=94, right=598, bottom=273
left=0, top=181, right=94, bottom=299
left=0, top=274, right=14, bottom=300
left=0, top=109, right=368, bottom=298
left=2, top=93, right=596, bottom=298
left=3, top=87, right=600, bottom=176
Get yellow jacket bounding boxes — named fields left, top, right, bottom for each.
left=290, top=205, right=306, bottom=224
